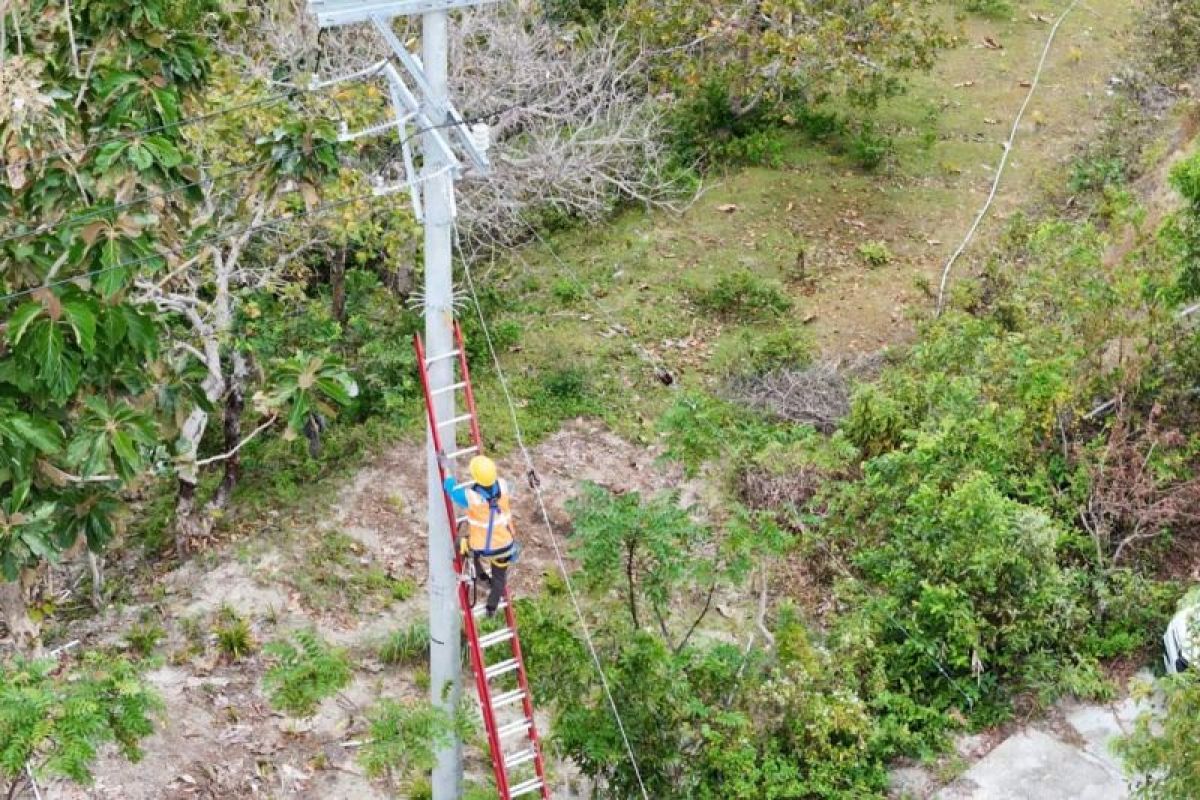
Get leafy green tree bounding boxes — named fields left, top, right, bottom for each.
left=567, top=483, right=717, bottom=642
left=617, top=0, right=947, bottom=162
left=520, top=485, right=889, bottom=798
left=0, top=0, right=218, bottom=646
left=1116, top=673, right=1200, bottom=800
left=1166, top=150, right=1200, bottom=299
left=0, top=651, right=162, bottom=796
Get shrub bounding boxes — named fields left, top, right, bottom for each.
left=551, top=278, right=586, bottom=305
left=961, top=0, right=1012, bottom=19
left=1168, top=151, right=1200, bottom=299
left=0, top=652, right=161, bottom=793
left=847, top=122, right=894, bottom=171
left=358, top=699, right=472, bottom=788
left=1115, top=673, right=1200, bottom=799
left=711, top=324, right=813, bottom=378
left=263, top=630, right=352, bottom=717
left=690, top=271, right=792, bottom=320
left=527, top=365, right=600, bottom=427
left=1069, top=155, right=1127, bottom=194
left=857, top=241, right=893, bottom=267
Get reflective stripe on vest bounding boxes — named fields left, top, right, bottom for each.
left=465, top=479, right=513, bottom=554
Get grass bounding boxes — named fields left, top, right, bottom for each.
left=460, top=0, right=1139, bottom=448
left=214, top=606, right=256, bottom=662
left=291, top=530, right=415, bottom=613
left=379, top=623, right=431, bottom=666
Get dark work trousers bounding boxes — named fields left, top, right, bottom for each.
left=474, top=549, right=511, bottom=616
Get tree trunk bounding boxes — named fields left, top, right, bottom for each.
left=174, top=405, right=211, bottom=555
left=174, top=478, right=208, bottom=556
left=331, top=247, right=347, bottom=324
left=0, top=570, right=40, bottom=652
left=213, top=353, right=248, bottom=510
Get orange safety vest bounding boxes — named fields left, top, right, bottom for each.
left=465, top=479, right=514, bottom=555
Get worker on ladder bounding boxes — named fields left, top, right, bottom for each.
left=438, top=453, right=519, bottom=617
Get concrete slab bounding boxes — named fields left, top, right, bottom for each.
left=1062, top=699, right=1144, bottom=778
left=935, top=729, right=1127, bottom=800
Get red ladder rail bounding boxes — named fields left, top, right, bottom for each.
left=414, top=322, right=550, bottom=800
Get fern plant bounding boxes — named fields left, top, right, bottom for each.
left=0, top=651, right=161, bottom=794
left=262, top=630, right=351, bottom=717
left=358, top=698, right=474, bottom=788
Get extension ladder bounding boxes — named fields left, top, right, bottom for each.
left=414, top=322, right=550, bottom=800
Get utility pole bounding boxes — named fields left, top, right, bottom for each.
left=306, top=3, right=495, bottom=797
left=419, top=9, right=462, bottom=798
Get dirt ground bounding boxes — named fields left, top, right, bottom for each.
left=39, top=422, right=684, bottom=800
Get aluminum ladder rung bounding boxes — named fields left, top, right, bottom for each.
left=505, top=748, right=537, bottom=770
left=478, top=628, right=515, bottom=649
left=475, top=599, right=506, bottom=618
left=431, top=380, right=467, bottom=397
left=497, top=718, right=532, bottom=740
left=509, top=778, right=544, bottom=798
left=485, top=658, right=520, bottom=680
left=438, top=413, right=474, bottom=428
left=446, top=445, right=479, bottom=460
left=424, top=349, right=461, bottom=365
left=490, top=687, right=525, bottom=710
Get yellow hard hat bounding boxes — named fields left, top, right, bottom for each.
left=469, top=455, right=497, bottom=487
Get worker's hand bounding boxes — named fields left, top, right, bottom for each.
left=458, top=536, right=469, bottom=557
left=436, top=450, right=451, bottom=473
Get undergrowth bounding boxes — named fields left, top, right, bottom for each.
left=263, top=629, right=351, bottom=717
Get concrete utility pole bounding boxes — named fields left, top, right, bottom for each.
left=306, top=3, right=495, bottom=797
left=419, top=10, right=463, bottom=798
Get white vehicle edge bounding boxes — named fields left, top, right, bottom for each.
left=1163, top=587, right=1199, bottom=675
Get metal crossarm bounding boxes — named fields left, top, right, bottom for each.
left=309, top=0, right=497, bottom=27
left=371, top=18, right=490, bottom=173
left=414, top=322, right=550, bottom=800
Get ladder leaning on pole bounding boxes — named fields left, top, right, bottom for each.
left=414, top=322, right=550, bottom=800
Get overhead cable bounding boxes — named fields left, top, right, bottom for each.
left=452, top=220, right=652, bottom=800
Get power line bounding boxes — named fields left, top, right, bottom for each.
left=451, top=221, right=652, bottom=800
left=935, top=0, right=1082, bottom=315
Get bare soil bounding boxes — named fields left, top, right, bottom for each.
left=42, top=421, right=681, bottom=800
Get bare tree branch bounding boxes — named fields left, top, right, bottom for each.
left=193, top=415, right=278, bottom=468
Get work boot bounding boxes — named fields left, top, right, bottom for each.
left=485, top=604, right=498, bottom=618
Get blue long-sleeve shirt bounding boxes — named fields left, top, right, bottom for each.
left=443, top=477, right=507, bottom=507
left=443, top=476, right=470, bottom=507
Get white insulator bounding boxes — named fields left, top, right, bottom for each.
left=470, top=122, right=491, bottom=154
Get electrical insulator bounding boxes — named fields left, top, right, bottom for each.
left=470, top=122, right=491, bottom=155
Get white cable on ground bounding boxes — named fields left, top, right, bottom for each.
left=935, top=0, right=1083, bottom=315
left=451, top=223, right=652, bottom=800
